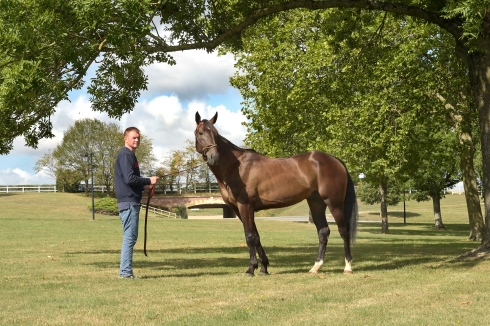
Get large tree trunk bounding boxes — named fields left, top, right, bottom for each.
left=459, top=127, right=485, bottom=240
left=379, top=182, right=389, bottom=234
left=438, top=84, right=484, bottom=240
left=432, top=195, right=445, bottom=230
left=467, top=34, right=490, bottom=247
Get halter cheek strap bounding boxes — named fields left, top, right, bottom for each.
left=202, top=144, right=218, bottom=161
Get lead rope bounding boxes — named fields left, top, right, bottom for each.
left=142, top=162, right=208, bottom=257
left=143, top=185, right=155, bottom=257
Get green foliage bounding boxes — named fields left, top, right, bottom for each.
left=231, top=9, right=465, bottom=193
left=410, top=190, right=431, bottom=202
left=36, top=118, right=156, bottom=195
left=1, top=0, right=487, bottom=155
left=405, top=128, right=461, bottom=200
left=56, top=168, right=83, bottom=193
left=92, top=197, right=119, bottom=216
left=443, top=0, right=490, bottom=50
left=157, top=139, right=213, bottom=192
left=356, top=181, right=402, bottom=206
left=171, top=205, right=188, bottom=219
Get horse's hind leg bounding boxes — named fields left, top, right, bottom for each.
left=307, top=192, right=330, bottom=274
left=330, top=206, right=353, bottom=274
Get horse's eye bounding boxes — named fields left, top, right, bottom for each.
left=199, top=131, right=204, bottom=135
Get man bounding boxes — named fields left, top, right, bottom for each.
left=114, top=127, right=159, bottom=279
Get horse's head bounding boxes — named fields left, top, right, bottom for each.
left=195, top=111, right=219, bottom=165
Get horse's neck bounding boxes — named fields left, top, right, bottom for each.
left=211, top=136, right=242, bottom=179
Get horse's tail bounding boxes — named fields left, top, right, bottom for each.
left=344, top=170, right=359, bottom=245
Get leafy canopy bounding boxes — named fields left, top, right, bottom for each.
left=0, top=0, right=487, bottom=154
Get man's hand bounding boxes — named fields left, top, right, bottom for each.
left=144, top=185, right=156, bottom=198
left=149, top=176, right=159, bottom=185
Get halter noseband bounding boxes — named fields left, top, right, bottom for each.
left=202, top=144, right=218, bottom=161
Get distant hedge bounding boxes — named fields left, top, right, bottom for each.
left=90, top=198, right=186, bottom=218
left=90, top=197, right=118, bottom=216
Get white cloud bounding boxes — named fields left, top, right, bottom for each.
left=0, top=97, right=246, bottom=184
left=0, top=168, right=54, bottom=185
left=0, top=50, right=246, bottom=185
left=144, top=50, right=236, bottom=100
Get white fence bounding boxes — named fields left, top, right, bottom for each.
left=142, top=205, right=177, bottom=218
left=78, top=185, right=107, bottom=192
left=0, top=185, right=57, bottom=193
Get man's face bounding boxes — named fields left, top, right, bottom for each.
left=124, top=130, right=140, bottom=151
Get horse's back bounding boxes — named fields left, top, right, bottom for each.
left=235, top=150, right=347, bottom=209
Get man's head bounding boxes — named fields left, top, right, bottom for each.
left=124, top=127, right=141, bottom=152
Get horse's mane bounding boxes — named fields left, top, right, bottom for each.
left=201, top=119, right=257, bottom=153
left=218, top=134, right=257, bottom=153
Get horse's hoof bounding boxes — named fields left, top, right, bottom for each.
left=245, top=272, right=255, bottom=277
left=259, top=271, right=270, bottom=276
left=343, top=270, right=353, bottom=275
left=308, top=271, right=318, bottom=275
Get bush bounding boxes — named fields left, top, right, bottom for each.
left=172, top=205, right=188, bottom=219
left=91, top=197, right=119, bottom=216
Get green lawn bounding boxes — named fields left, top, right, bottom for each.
left=1, top=192, right=488, bottom=325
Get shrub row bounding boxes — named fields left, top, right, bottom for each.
left=89, top=198, right=187, bottom=218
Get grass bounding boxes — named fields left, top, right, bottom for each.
left=1, top=192, right=489, bottom=325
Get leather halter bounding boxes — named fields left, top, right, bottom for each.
left=201, top=144, right=218, bottom=162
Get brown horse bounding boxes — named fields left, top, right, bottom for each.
left=194, top=112, right=358, bottom=276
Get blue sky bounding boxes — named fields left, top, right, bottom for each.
left=0, top=50, right=247, bottom=185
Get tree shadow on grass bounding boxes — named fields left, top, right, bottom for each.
left=0, top=193, right=18, bottom=197
left=359, top=223, right=469, bottom=237
left=67, top=229, right=483, bottom=278
left=365, top=211, right=421, bottom=219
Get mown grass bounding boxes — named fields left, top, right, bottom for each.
left=1, top=192, right=489, bottom=325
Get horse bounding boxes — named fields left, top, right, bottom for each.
left=194, top=111, right=358, bottom=276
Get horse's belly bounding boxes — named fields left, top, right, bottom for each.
left=255, top=182, right=312, bottom=210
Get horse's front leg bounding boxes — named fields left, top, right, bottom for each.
left=240, top=207, right=269, bottom=276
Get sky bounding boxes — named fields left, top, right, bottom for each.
left=0, top=50, right=247, bottom=185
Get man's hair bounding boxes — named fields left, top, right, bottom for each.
left=124, top=127, right=140, bottom=136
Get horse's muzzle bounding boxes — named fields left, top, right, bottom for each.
left=206, top=152, right=219, bottom=165
left=202, top=144, right=219, bottom=165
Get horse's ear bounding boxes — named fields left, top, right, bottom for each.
left=210, top=112, right=218, bottom=124
left=195, top=112, right=201, bottom=124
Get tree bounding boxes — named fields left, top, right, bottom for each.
left=167, top=150, right=186, bottom=193
left=356, top=180, right=402, bottom=206
left=2, top=1, right=490, bottom=246
left=157, top=139, right=210, bottom=193
left=407, top=128, right=461, bottom=229
left=36, top=118, right=155, bottom=195
left=182, top=139, right=202, bottom=191
left=35, top=150, right=83, bottom=192
left=230, top=10, right=467, bottom=234
left=34, top=150, right=57, bottom=181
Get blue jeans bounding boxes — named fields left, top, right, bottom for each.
left=119, top=204, right=140, bottom=277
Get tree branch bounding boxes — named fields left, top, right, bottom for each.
left=145, top=0, right=463, bottom=54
